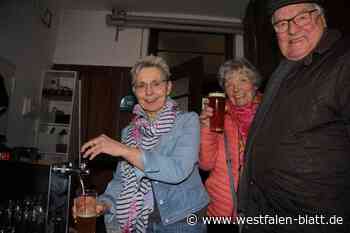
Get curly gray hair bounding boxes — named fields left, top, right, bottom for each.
left=217, top=58, right=263, bottom=89
left=130, top=55, right=171, bottom=85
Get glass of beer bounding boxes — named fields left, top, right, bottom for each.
left=75, top=189, right=97, bottom=233
left=208, top=92, right=226, bottom=133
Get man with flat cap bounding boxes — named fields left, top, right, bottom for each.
left=238, top=0, right=350, bottom=232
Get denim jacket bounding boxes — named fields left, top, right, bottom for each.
left=98, top=112, right=209, bottom=228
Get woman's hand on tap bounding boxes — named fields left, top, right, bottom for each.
left=81, top=134, right=144, bottom=170
left=81, top=134, right=128, bottom=160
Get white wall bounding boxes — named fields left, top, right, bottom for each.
left=1, top=6, right=148, bottom=147
left=0, top=58, right=16, bottom=135
left=0, top=0, right=61, bottom=147
left=53, top=10, right=149, bottom=67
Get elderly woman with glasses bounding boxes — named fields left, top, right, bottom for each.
left=199, top=58, right=262, bottom=222
left=75, top=55, right=209, bottom=233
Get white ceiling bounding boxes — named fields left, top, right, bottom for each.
left=61, top=0, right=251, bottom=20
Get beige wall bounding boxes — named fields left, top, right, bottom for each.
left=53, top=10, right=149, bottom=67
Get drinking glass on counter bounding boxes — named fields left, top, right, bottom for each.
left=74, top=189, right=97, bottom=233
left=0, top=195, right=46, bottom=233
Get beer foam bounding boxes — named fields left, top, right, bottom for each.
left=209, top=92, right=225, bottom=98
left=77, top=212, right=97, bottom=218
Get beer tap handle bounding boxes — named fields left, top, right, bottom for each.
left=52, top=162, right=90, bottom=175
left=79, top=157, right=90, bottom=175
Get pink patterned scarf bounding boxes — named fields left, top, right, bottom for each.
left=226, top=93, right=262, bottom=167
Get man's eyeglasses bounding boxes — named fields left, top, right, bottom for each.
left=273, top=9, right=319, bottom=33
left=133, top=80, right=167, bottom=92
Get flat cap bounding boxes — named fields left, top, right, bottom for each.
left=267, top=0, right=322, bottom=15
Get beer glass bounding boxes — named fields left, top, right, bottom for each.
left=208, top=92, right=226, bottom=132
left=75, top=189, right=97, bottom=233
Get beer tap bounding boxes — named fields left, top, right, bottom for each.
left=52, top=162, right=90, bottom=175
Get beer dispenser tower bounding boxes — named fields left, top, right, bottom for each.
left=50, top=79, right=89, bottom=233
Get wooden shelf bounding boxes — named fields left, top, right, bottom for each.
left=37, top=70, right=77, bottom=164
left=40, top=151, right=67, bottom=156
left=39, top=122, right=70, bottom=127
left=42, top=94, right=72, bottom=102
left=0, top=159, right=51, bottom=167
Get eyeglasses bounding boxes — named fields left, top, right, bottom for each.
left=133, top=80, right=167, bottom=92
left=273, top=9, right=319, bottom=33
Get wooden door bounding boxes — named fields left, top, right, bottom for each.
left=170, top=57, right=204, bottom=114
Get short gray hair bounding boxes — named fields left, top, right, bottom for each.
left=130, top=55, right=171, bottom=84
left=217, top=58, right=263, bottom=89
